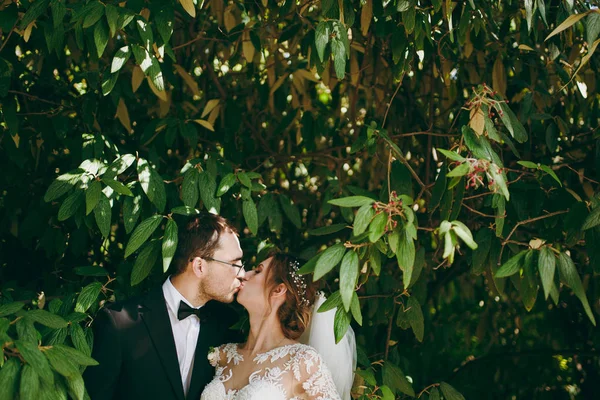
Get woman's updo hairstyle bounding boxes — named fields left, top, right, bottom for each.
left=265, top=252, right=317, bottom=340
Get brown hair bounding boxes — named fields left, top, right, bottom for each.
left=266, top=253, right=317, bottom=340
left=171, top=213, right=237, bottom=275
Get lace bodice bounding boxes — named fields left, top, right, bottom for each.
left=200, top=343, right=341, bottom=400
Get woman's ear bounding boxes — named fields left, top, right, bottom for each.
left=271, top=283, right=287, bottom=299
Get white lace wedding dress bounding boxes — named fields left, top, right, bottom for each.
left=200, top=343, right=341, bottom=400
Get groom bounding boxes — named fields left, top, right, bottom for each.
left=84, top=213, right=246, bottom=400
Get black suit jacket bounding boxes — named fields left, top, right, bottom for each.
left=83, top=287, right=240, bottom=400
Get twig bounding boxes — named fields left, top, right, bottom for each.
left=384, top=302, right=396, bottom=361
left=0, top=19, right=18, bottom=53
left=497, top=210, right=569, bottom=265
left=8, top=90, right=62, bottom=106
left=382, top=72, right=405, bottom=128
left=417, top=383, right=440, bottom=398
left=463, top=203, right=498, bottom=218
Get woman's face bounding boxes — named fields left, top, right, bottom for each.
left=236, top=256, right=273, bottom=310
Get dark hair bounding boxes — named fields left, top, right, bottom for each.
left=266, top=253, right=317, bottom=340
left=171, top=213, right=237, bottom=275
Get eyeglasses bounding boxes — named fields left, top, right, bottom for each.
left=203, top=257, right=245, bottom=276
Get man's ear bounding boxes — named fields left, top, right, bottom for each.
left=191, top=257, right=203, bottom=277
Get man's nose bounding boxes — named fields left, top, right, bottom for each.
left=237, top=268, right=246, bottom=279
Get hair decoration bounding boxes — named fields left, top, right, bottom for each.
left=290, top=259, right=310, bottom=307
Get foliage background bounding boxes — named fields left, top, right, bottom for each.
left=1, top=0, right=600, bottom=399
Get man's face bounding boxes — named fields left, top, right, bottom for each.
left=199, top=231, right=245, bottom=303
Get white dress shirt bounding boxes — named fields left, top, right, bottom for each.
left=162, top=277, right=202, bottom=396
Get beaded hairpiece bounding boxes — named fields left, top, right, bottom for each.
left=290, top=259, right=310, bottom=307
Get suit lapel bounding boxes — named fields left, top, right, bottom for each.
left=140, top=287, right=185, bottom=400
left=187, top=304, right=221, bottom=400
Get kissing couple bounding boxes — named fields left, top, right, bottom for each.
left=83, top=213, right=356, bottom=400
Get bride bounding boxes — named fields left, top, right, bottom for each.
left=200, top=252, right=355, bottom=400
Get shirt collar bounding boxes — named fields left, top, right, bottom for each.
left=162, top=276, right=202, bottom=316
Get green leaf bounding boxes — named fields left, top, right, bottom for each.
left=587, top=12, right=600, bottom=46
left=368, top=212, right=387, bottom=243
left=488, top=163, right=510, bottom=201
left=131, top=241, right=161, bottom=286
left=537, top=0, right=547, bottom=26
left=94, top=20, right=110, bottom=58
left=350, top=292, right=362, bottom=326
left=20, top=363, right=40, bottom=400
left=156, top=7, right=174, bottom=44
left=472, top=229, right=492, bottom=274
left=398, top=229, right=415, bottom=287
left=538, top=246, right=556, bottom=300
left=105, top=3, right=119, bottom=36
left=406, top=297, right=424, bottom=342
left=329, top=196, right=375, bottom=208
left=315, top=21, right=330, bottom=62
left=58, top=190, right=83, bottom=221
left=0, top=302, right=25, bottom=317
left=162, top=219, right=178, bottom=272
left=85, top=180, right=102, bottom=215
left=308, top=224, right=347, bottom=236
left=82, top=2, right=104, bottom=29
left=125, top=214, right=163, bottom=258
left=495, top=250, right=528, bottom=278
left=69, top=324, right=90, bottom=356
left=331, top=38, right=346, bottom=79
left=314, top=243, right=346, bottom=281
left=171, top=206, right=198, bottom=216
left=102, top=178, right=133, bottom=196
left=93, top=194, right=111, bottom=238
left=340, top=251, right=359, bottom=311
left=123, top=193, right=143, bottom=234
left=382, top=362, right=415, bottom=397
left=44, top=171, right=82, bottom=202
left=237, top=171, right=252, bottom=188
left=279, top=194, right=302, bottom=228
left=452, top=221, right=478, bottom=249
left=65, top=371, right=85, bottom=400
left=0, top=358, right=20, bottom=400
left=437, top=148, right=465, bottom=162
left=43, top=346, right=79, bottom=377
left=447, top=162, right=469, bottom=177
left=354, top=204, right=375, bottom=236
left=19, top=0, right=51, bottom=30
left=333, top=307, right=351, bottom=344
left=369, top=246, right=382, bottom=276
left=52, top=344, right=98, bottom=367
left=517, top=160, right=538, bottom=169
left=380, top=385, right=395, bottom=400
left=525, top=0, right=533, bottom=32
left=75, top=282, right=102, bottom=313
left=430, top=387, right=441, bottom=400
left=136, top=18, right=153, bottom=51
left=26, top=310, right=68, bottom=329
left=317, top=291, right=343, bottom=313
left=182, top=169, right=199, bottom=208
left=111, top=46, right=131, bottom=73
left=102, top=72, right=118, bottom=96
left=539, top=165, right=562, bottom=186
left=557, top=252, right=596, bottom=326
left=138, top=159, right=166, bottom=212
left=14, top=341, right=54, bottom=385
left=296, top=253, right=321, bottom=276
left=582, top=207, right=600, bottom=230
left=497, top=101, right=528, bottom=143
left=104, top=154, right=136, bottom=179
left=216, top=173, right=236, bottom=196
left=440, top=382, right=466, bottom=400
left=198, top=171, right=220, bottom=214
left=243, top=200, right=258, bottom=235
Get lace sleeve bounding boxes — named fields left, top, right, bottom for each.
left=207, top=345, right=223, bottom=367
left=296, top=346, right=342, bottom=400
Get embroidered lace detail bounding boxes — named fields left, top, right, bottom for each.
left=200, top=343, right=341, bottom=400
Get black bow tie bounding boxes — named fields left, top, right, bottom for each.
left=177, top=301, right=210, bottom=322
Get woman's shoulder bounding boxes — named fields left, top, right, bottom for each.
left=207, top=342, right=242, bottom=367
